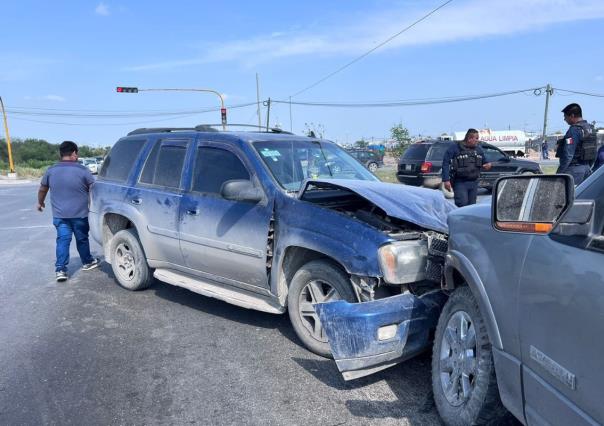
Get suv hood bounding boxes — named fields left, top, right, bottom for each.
left=300, top=179, right=456, bottom=233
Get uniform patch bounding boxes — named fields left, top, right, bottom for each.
left=566, top=137, right=574, bottom=145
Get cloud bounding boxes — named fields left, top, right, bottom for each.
left=23, top=95, right=66, bottom=102
left=44, top=95, right=66, bottom=102
left=124, top=0, right=604, bottom=71
left=95, top=2, right=110, bottom=16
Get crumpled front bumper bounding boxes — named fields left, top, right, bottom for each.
left=315, top=290, right=447, bottom=380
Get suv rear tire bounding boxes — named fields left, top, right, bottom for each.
left=288, top=260, right=356, bottom=357
left=110, top=229, right=153, bottom=291
left=432, top=287, right=508, bottom=425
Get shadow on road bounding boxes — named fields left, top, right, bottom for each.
left=294, top=352, right=441, bottom=423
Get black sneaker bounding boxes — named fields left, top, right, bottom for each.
left=82, top=258, right=100, bottom=271
left=56, top=271, right=68, bottom=282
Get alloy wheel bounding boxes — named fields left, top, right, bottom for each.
left=439, top=310, right=478, bottom=406
left=298, top=280, right=342, bottom=342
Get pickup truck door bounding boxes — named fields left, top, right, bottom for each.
left=517, top=181, right=604, bottom=425
left=179, top=142, right=273, bottom=290
left=314, top=291, right=446, bottom=380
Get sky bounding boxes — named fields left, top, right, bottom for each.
left=1, top=0, right=604, bottom=147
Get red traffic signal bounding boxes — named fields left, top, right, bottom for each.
left=116, top=87, right=138, bottom=93
left=221, top=108, right=227, bottom=126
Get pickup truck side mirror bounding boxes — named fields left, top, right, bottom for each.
left=492, top=174, right=574, bottom=234
left=221, top=179, right=263, bottom=203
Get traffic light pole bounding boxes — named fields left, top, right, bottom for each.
left=0, top=96, right=15, bottom=174
left=123, top=87, right=227, bottom=130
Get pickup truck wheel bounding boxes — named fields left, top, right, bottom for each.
left=288, top=260, right=356, bottom=357
left=367, top=162, right=379, bottom=173
left=431, top=287, right=507, bottom=425
left=110, top=229, right=153, bottom=291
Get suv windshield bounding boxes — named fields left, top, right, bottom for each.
left=402, top=144, right=431, bottom=160
left=254, top=140, right=378, bottom=191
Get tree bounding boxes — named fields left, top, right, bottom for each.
left=354, top=138, right=368, bottom=148
left=390, top=122, right=411, bottom=158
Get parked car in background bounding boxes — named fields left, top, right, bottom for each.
left=79, top=158, right=99, bottom=174
left=90, top=126, right=454, bottom=358
left=347, top=149, right=384, bottom=172
left=396, top=140, right=542, bottom=191
left=317, top=169, right=604, bottom=425
left=95, top=156, right=105, bottom=166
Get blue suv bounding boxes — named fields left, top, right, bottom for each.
left=90, top=126, right=454, bottom=356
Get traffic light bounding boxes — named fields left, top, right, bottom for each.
left=116, top=87, right=138, bottom=93
left=221, top=108, right=227, bottom=126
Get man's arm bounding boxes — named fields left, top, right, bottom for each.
left=478, top=146, right=492, bottom=170
left=37, top=185, right=49, bottom=212
left=558, top=127, right=581, bottom=173
left=442, top=145, right=455, bottom=191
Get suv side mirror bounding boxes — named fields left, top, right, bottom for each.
left=221, top=179, right=263, bottom=203
left=492, top=175, right=574, bottom=234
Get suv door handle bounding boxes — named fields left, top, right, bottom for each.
left=186, top=208, right=199, bottom=216
left=130, top=198, right=142, bottom=205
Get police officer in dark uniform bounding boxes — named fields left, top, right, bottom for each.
left=442, top=128, right=492, bottom=207
left=557, top=103, right=596, bottom=185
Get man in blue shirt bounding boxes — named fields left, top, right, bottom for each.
left=442, top=128, right=492, bottom=207
left=37, top=141, right=99, bottom=282
left=557, top=103, right=594, bottom=185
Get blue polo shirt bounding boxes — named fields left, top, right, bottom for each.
left=40, top=161, right=95, bottom=218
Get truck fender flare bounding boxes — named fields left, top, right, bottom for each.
left=445, top=250, right=503, bottom=350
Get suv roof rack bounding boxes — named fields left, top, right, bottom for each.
left=127, top=126, right=218, bottom=136
left=127, top=124, right=294, bottom=136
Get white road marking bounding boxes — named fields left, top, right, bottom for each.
left=0, top=225, right=53, bottom=230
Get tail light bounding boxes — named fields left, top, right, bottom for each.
left=420, top=162, right=432, bottom=173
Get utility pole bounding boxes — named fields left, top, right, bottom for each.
left=542, top=84, right=553, bottom=146
left=265, top=98, right=271, bottom=131
left=289, top=96, right=293, bottom=132
left=0, top=96, right=15, bottom=175
left=256, top=73, right=262, bottom=129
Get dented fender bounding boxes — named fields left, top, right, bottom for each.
left=314, top=290, right=447, bottom=380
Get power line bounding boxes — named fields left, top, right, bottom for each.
left=289, top=0, right=455, bottom=98
left=275, top=86, right=544, bottom=108
left=6, top=102, right=258, bottom=122
left=553, top=88, right=604, bottom=98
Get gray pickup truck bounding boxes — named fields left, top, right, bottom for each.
left=317, top=167, right=604, bottom=425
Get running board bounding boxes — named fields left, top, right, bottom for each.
left=153, top=269, right=284, bottom=314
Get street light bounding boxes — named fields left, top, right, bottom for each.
left=0, top=96, right=15, bottom=175
left=116, top=87, right=227, bottom=130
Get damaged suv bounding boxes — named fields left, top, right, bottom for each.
left=90, top=126, right=454, bottom=356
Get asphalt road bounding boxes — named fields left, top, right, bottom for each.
left=0, top=182, right=443, bottom=425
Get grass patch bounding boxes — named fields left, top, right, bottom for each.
left=541, top=165, right=557, bottom=175
left=375, top=167, right=398, bottom=183
left=0, top=165, right=49, bottom=179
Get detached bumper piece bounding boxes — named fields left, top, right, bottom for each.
left=315, top=290, right=447, bottom=380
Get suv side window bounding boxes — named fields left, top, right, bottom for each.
left=99, top=138, right=147, bottom=182
left=482, top=145, right=507, bottom=163
left=139, top=139, right=189, bottom=189
left=427, top=143, right=449, bottom=161
left=192, top=147, right=250, bottom=194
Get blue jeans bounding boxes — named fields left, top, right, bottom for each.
left=53, top=217, right=94, bottom=272
left=453, top=180, right=478, bottom=207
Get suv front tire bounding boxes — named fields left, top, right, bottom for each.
left=287, top=260, right=356, bottom=357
